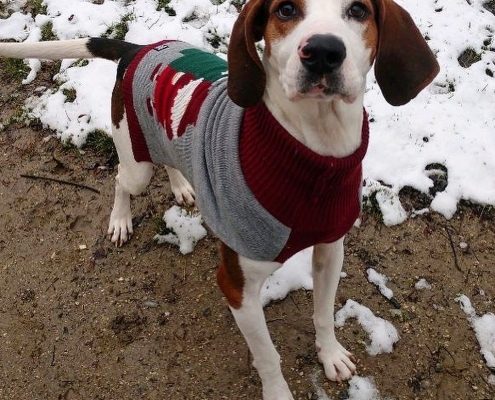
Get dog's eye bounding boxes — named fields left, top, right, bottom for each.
left=347, top=2, right=370, bottom=21
left=276, top=1, right=298, bottom=20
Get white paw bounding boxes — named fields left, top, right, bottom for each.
left=317, top=342, right=357, bottom=382
left=168, top=169, right=195, bottom=206
left=262, top=381, right=294, bottom=400
left=107, top=211, right=133, bottom=247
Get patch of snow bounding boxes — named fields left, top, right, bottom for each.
left=44, top=0, right=126, bottom=40
left=0, top=11, right=33, bottom=40
left=0, top=0, right=493, bottom=219
left=367, top=268, right=394, bottom=299
left=260, top=248, right=313, bottom=306
left=456, top=295, right=495, bottom=369
left=311, top=371, right=385, bottom=400
left=363, top=180, right=407, bottom=226
left=415, top=278, right=432, bottom=290
left=154, top=205, right=207, bottom=255
left=488, top=374, right=495, bottom=386
left=335, top=299, right=400, bottom=356
left=310, top=371, right=332, bottom=400
left=347, top=376, right=381, bottom=400
left=411, top=208, right=429, bottom=218
left=25, top=59, right=116, bottom=146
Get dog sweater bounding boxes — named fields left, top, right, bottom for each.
left=122, top=41, right=369, bottom=263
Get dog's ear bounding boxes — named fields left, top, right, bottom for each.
left=373, top=0, right=440, bottom=106
left=228, top=0, right=268, bottom=107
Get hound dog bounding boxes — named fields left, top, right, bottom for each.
left=0, top=0, right=439, bottom=398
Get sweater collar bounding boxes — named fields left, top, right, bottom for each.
left=243, top=102, right=369, bottom=174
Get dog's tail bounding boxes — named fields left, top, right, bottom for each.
left=0, top=37, right=140, bottom=61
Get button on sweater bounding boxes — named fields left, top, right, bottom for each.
left=122, top=40, right=369, bottom=262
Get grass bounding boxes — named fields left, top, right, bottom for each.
left=0, top=59, right=29, bottom=82
left=25, top=0, right=47, bottom=17
left=41, top=21, right=57, bottom=41
left=206, top=29, right=223, bottom=49
left=84, top=129, right=118, bottom=166
left=62, top=88, right=77, bottom=103
left=483, top=1, right=495, bottom=15
left=156, top=0, right=176, bottom=16
left=104, top=13, right=134, bottom=40
left=362, top=191, right=384, bottom=223
left=458, top=48, right=482, bottom=68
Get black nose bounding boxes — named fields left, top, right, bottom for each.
left=300, top=34, right=347, bottom=75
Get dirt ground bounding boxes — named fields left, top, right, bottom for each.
left=0, top=64, right=494, bottom=400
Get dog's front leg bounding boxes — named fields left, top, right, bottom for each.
left=164, top=166, right=195, bottom=206
left=312, top=239, right=356, bottom=382
left=217, top=245, right=294, bottom=400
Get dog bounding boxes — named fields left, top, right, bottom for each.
left=0, top=0, right=439, bottom=398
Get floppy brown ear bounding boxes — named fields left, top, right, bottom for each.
left=228, top=0, right=267, bottom=107
left=373, top=0, right=440, bottom=106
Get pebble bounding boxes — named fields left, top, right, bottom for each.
left=143, top=301, right=158, bottom=308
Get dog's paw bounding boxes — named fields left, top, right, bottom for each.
left=107, top=211, right=133, bottom=247
left=167, top=168, right=195, bottom=206
left=317, top=342, right=357, bottom=382
left=262, top=381, right=294, bottom=400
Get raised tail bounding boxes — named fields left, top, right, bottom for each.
left=0, top=37, right=140, bottom=61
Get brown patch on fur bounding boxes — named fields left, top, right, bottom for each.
left=216, top=243, right=245, bottom=309
left=362, top=0, right=379, bottom=64
left=264, top=0, right=306, bottom=56
left=111, top=79, right=125, bottom=129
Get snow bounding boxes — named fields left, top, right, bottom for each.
left=1, top=2, right=493, bottom=396
left=415, top=278, right=432, bottom=290
left=154, top=205, right=207, bottom=255
left=261, top=248, right=314, bottom=306
left=0, top=0, right=493, bottom=223
left=367, top=268, right=393, bottom=299
left=311, top=372, right=384, bottom=400
left=335, top=299, right=400, bottom=356
left=347, top=376, right=381, bottom=400
left=456, top=295, right=495, bottom=369
left=0, top=11, right=33, bottom=41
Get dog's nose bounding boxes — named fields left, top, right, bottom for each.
left=299, top=34, right=346, bottom=75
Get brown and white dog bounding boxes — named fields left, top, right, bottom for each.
left=0, top=0, right=439, bottom=398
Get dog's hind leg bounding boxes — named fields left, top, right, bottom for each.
left=165, top=166, right=195, bottom=206
left=217, top=244, right=294, bottom=400
left=312, top=239, right=357, bottom=382
left=108, top=113, right=153, bottom=246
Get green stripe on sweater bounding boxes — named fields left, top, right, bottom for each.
left=170, top=48, right=227, bottom=82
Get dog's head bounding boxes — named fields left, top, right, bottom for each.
left=228, top=0, right=440, bottom=107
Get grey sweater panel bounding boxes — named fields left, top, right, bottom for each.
left=192, top=80, right=291, bottom=261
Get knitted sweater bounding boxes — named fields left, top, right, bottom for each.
left=122, top=41, right=369, bottom=263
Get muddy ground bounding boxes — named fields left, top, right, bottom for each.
left=0, top=64, right=494, bottom=400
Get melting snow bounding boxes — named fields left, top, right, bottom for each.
left=367, top=268, right=394, bottom=299
left=456, top=295, right=495, bottom=369
left=335, top=299, right=400, bottom=356
left=0, top=0, right=493, bottom=220
left=154, top=205, right=207, bottom=255
left=415, top=278, right=432, bottom=290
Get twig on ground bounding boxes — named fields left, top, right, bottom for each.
left=20, top=174, right=100, bottom=194
left=444, top=224, right=463, bottom=273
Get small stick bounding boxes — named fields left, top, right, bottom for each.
left=20, top=174, right=100, bottom=194
left=444, top=225, right=462, bottom=273
left=51, top=345, right=56, bottom=367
